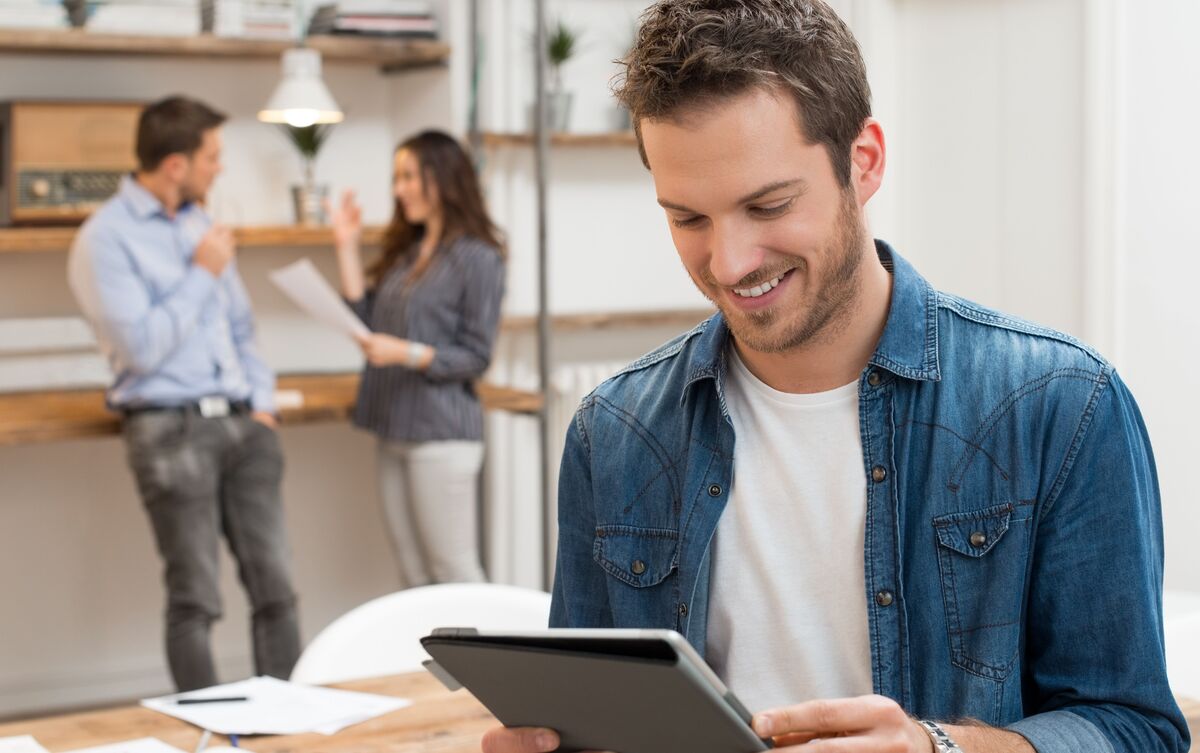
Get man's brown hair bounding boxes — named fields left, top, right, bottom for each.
left=136, top=96, right=227, bottom=172
left=614, top=0, right=871, bottom=187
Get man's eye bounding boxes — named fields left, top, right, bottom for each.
left=670, top=215, right=704, bottom=229
left=750, top=198, right=795, bottom=218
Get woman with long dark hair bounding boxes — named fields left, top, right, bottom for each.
left=332, top=130, right=505, bottom=586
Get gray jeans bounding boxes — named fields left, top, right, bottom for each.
left=124, top=411, right=300, bottom=691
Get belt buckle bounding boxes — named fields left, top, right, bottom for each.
left=198, top=396, right=231, bottom=418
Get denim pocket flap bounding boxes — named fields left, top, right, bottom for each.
left=594, top=525, right=678, bottom=587
left=933, top=503, right=1013, bottom=558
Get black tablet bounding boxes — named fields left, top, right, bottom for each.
left=420, top=628, right=772, bottom=753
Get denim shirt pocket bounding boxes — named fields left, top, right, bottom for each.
left=933, top=502, right=1026, bottom=681
left=593, top=525, right=678, bottom=588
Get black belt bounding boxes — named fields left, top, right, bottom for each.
left=121, top=397, right=252, bottom=418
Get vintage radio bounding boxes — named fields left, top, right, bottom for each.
left=0, top=101, right=143, bottom=226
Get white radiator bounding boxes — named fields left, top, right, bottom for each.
left=482, top=355, right=626, bottom=589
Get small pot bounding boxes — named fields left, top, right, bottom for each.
left=291, top=182, right=329, bottom=226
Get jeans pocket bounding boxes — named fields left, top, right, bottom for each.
left=593, top=525, right=678, bottom=588
left=933, top=502, right=1029, bottom=680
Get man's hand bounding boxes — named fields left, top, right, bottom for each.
left=481, top=726, right=561, bottom=753
left=251, top=411, right=278, bottom=430
left=193, top=225, right=236, bottom=278
left=752, top=695, right=933, bottom=752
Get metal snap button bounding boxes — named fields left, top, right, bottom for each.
left=678, top=602, right=688, bottom=616
left=876, top=590, right=895, bottom=607
left=708, top=484, right=722, bottom=497
left=969, top=531, right=988, bottom=548
left=871, top=466, right=888, bottom=483
left=867, top=370, right=882, bottom=387
left=631, top=560, right=646, bottom=575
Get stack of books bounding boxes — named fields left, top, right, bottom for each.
left=74, top=0, right=200, bottom=36
left=0, top=0, right=68, bottom=29
left=203, top=0, right=296, bottom=39
left=308, top=0, right=437, bottom=39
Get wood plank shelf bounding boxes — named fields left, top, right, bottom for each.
left=480, top=131, right=637, bottom=148
left=0, top=225, right=385, bottom=254
left=0, top=373, right=542, bottom=447
left=500, top=307, right=713, bottom=332
left=0, top=28, right=449, bottom=72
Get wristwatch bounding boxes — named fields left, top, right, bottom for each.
left=916, top=720, right=964, bottom=752
left=404, top=342, right=429, bottom=369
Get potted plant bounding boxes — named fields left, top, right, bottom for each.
left=532, top=19, right=580, bottom=132
left=281, top=123, right=333, bottom=225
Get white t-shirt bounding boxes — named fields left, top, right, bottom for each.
left=705, top=347, right=874, bottom=712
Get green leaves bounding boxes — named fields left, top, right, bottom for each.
left=279, top=124, right=333, bottom=159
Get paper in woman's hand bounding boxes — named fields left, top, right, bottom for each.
left=269, top=259, right=370, bottom=341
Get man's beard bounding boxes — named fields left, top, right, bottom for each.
left=699, top=192, right=867, bottom=354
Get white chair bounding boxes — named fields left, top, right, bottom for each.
left=290, top=583, right=553, bottom=685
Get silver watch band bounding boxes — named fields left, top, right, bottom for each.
left=917, top=720, right=964, bottom=753
left=405, top=342, right=429, bottom=369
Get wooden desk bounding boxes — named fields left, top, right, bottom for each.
left=1, top=674, right=1196, bottom=752
left=0, top=672, right=494, bottom=753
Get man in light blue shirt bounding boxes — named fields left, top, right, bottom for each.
left=68, top=96, right=300, bottom=691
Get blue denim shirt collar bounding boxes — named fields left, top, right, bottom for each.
left=680, top=240, right=941, bottom=406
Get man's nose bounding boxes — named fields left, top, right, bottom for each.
left=707, top=221, right=765, bottom=288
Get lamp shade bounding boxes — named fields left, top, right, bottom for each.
left=258, top=48, right=344, bottom=128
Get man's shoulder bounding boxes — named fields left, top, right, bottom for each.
left=583, top=316, right=714, bottom=409
left=71, top=197, right=131, bottom=259
left=934, top=290, right=1110, bottom=377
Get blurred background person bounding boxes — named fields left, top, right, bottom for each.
left=331, top=130, right=506, bottom=587
left=67, top=95, right=301, bottom=691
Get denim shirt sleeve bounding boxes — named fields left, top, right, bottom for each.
left=424, top=247, right=504, bottom=383
left=550, top=405, right=615, bottom=629
left=1007, top=370, right=1189, bottom=753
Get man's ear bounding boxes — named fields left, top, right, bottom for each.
left=850, top=118, right=886, bottom=207
left=159, top=152, right=189, bottom=183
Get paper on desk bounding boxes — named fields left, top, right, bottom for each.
left=269, top=259, right=370, bottom=341
left=62, top=738, right=187, bottom=753
left=0, top=736, right=50, bottom=753
left=141, top=676, right=411, bottom=736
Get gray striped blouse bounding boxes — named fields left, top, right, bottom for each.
left=348, top=235, right=505, bottom=442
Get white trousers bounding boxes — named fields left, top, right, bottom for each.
left=376, top=439, right=487, bottom=587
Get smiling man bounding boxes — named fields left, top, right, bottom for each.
left=482, top=1, right=1188, bottom=752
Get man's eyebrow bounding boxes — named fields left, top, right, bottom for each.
left=656, top=178, right=808, bottom=213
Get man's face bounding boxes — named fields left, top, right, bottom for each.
left=641, top=87, right=870, bottom=355
left=179, top=127, right=223, bottom=204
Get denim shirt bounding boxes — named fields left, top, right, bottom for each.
left=549, top=242, right=1189, bottom=753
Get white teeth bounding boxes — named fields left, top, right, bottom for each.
left=733, top=272, right=785, bottom=298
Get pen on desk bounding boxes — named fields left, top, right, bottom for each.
left=229, top=735, right=239, bottom=748
left=193, top=729, right=211, bottom=753
left=176, top=696, right=250, bottom=705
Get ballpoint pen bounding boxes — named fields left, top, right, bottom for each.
left=192, top=729, right=211, bottom=753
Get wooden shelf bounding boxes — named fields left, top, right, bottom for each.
left=0, top=373, right=541, bottom=447
left=0, top=224, right=385, bottom=254
left=480, top=131, right=637, bottom=148
left=0, top=28, right=449, bottom=72
left=501, top=307, right=713, bottom=332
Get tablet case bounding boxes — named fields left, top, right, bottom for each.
left=421, top=628, right=771, bottom=753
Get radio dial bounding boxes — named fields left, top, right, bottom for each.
left=30, top=178, right=52, bottom=198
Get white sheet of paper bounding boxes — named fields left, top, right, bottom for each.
left=141, top=676, right=411, bottom=736
left=62, top=738, right=187, bottom=753
left=0, top=736, right=50, bottom=753
left=268, top=259, right=370, bottom=340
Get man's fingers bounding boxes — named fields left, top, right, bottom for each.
left=755, top=695, right=900, bottom=737
left=480, top=726, right=559, bottom=753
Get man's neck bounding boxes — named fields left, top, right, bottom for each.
left=733, top=246, right=893, bottom=394
left=134, top=171, right=182, bottom=217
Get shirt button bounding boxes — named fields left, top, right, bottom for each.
left=631, top=560, right=646, bottom=575
left=867, top=370, right=882, bottom=387
left=708, top=484, right=722, bottom=497
left=678, top=602, right=688, bottom=617
left=969, top=531, right=988, bottom=548
left=876, top=590, right=895, bottom=607
left=871, top=465, right=888, bottom=483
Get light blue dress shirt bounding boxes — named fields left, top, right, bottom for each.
left=68, top=175, right=275, bottom=413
